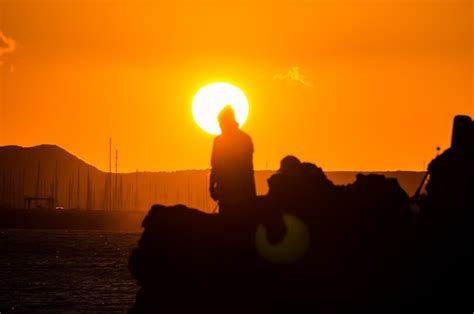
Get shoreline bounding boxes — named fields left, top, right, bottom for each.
left=0, top=208, right=147, bottom=231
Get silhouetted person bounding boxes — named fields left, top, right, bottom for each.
left=423, top=115, right=474, bottom=212
left=210, top=105, right=256, bottom=217
left=405, top=115, right=474, bottom=312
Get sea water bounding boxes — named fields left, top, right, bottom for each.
left=0, top=229, right=140, bottom=313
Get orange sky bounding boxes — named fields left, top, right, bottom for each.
left=0, top=0, right=472, bottom=172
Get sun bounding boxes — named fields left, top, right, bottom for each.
left=192, top=82, right=249, bottom=135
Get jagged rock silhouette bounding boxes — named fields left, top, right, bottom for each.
left=128, top=115, right=473, bottom=313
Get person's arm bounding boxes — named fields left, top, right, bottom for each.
left=209, top=139, right=218, bottom=201
left=248, top=137, right=257, bottom=196
left=209, top=171, right=217, bottom=200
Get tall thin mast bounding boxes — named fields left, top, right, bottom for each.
left=115, top=149, right=118, bottom=210
left=109, top=138, right=112, bottom=210
left=135, top=169, right=139, bottom=211
left=35, top=161, right=41, bottom=197
left=76, top=167, right=80, bottom=209
left=87, top=170, right=92, bottom=210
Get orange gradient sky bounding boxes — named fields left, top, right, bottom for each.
left=0, top=0, right=472, bottom=172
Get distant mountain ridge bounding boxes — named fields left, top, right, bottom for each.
left=0, top=145, right=425, bottom=212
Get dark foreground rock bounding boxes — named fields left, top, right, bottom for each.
left=128, top=116, right=473, bottom=313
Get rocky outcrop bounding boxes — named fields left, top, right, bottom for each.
left=128, top=167, right=413, bottom=312
left=128, top=115, right=473, bottom=313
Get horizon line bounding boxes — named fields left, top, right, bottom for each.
left=0, top=144, right=428, bottom=174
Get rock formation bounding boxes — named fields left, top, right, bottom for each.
left=128, top=115, right=473, bottom=313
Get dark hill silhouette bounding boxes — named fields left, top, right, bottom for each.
left=0, top=145, right=424, bottom=213
left=128, top=115, right=473, bottom=313
left=0, top=145, right=111, bottom=210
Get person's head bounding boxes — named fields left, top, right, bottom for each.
left=218, top=105, right=239, bottom=134
left=278, top=155, right=301, bottom=173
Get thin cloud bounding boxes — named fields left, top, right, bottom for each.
left=0, top=31, right=16, bottom=60
left=273, top=66, right=313, bottom=88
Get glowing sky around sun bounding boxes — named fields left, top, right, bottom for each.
left=0, top=0, right=472, bottom=172
left=192, top=83, right=249, bottom=135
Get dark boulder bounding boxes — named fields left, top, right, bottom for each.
left=128, top=116, right=474, bottom=313
left=129, top=162, right=413, bottom=312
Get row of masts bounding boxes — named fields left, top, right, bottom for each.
left=0, top=164, right=213, bottom=211
left=106, top=138, right=141, bottom=210
left=0, top=138, right=214, bottom=211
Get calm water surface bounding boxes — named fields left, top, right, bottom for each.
left=0, top=229, right=141, bottom=313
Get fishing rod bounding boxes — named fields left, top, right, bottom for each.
left=410, top=147, right=440, bottom=204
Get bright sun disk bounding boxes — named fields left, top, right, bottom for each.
left=192, top=82, right=249, bottom=135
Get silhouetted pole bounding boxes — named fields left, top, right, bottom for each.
left=163, top=184, right=168, bottom=205
left=411, top=146, right=442, bottom=203
left=49, top=172, right=54, bottom=204
left=109, top=138, right=112, bottom=210
left=3, top=170, right=12, bottom=208
left=54, top=161, right=58, bottom=206
left=76, top=167, right=80, bottom=209
left=126, top=183, right=132, bottom=210
left=204, top=173, right=209, bottom=211
left=0, top=170, right=4, bottom=207
left=115, top=149, right=118, bottom=210
left=18, top=169, right=25, bottom=208
left=35, top=162, right=41, bottom=197
left=187, top=176, right=191, bottom=206
left=102, top=178, right=108, bottom=211
left=135, top=169, right=139, bottom=211
left=87, top=170, right=92, bottom=210
left=68, top=174, right=73, bottom=209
